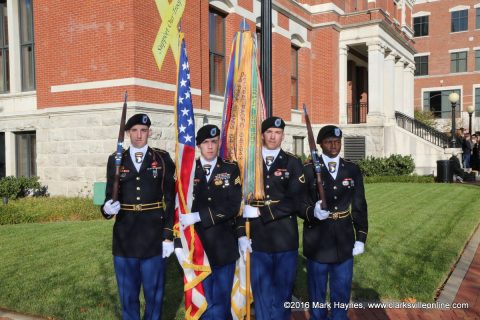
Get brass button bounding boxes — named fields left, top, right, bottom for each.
left=266, top=185, right=270, bottom=189
left=334, top=206, right=338, bottom=210
left=266, top=195, right=270, bottom=199
left=208, top=197, right=212, bottom=201
left=136, top=197, right=140, bottom=201
left=136, top=187, right=140, bottom=191
left=333, top=186, right=337, bottom=190
left=136, top=177, right=140, bottom=181
left=266, top=175, right=270, bottom=179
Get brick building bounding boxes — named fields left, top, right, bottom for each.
left=0, top=0, right=424, bottom=196
left=413, top=0, right=480, bottom=133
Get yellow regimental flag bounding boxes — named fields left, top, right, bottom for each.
left=220, top=24, right=266, bottom=320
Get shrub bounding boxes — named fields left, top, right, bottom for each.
left=364, top=175, right=435, bottom=183
left=0, top=176, right=48, bottom=200
left=414, top=109, right=436, bottom=127
left=357, top=154, right=415, bottom=176
left=298, top=153, right=308, bottom=164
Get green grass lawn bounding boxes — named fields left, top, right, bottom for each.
left=0, top=220, right=185, bottom=320
left=0, top=183, right=479, bottom=319
left=294, top=183, right=480, bottom=303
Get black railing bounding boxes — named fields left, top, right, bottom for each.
left=395, top=111, right=450, bottom=148
left=347, top=103, right=368, bottom=124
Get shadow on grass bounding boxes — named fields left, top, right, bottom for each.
left=95, top=257, right=185, bottom=320
left=162, top=258, right=185, bottom=320
left=351, top=281, right=382, bottom=302
left=293, top=253, right=309, bottom=301
left=99, top=257, right=121, bottom=319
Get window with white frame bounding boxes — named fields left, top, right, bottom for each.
left=15, top=131, right=36, bottom=177
left=423, top=89, right=461, bottom=119
left=293, top=136, right=304, bottom=157
left=414, top=16, right=429, bottom=37
left=0, top=132, right=4, bottom=178
left=291, top=46, right=299, bottom=109
left=476, top=87, right=480, bottom=117
left=0, top=0, right=8, bottom=93
left=208, top=9, right=226, bottom=96
left=19, top=0, right=35, bottom=91
left=476, top=50, right=480, bottom=71
left=451, top=9, right=468, bottom=32
left=476, top=8, right=480, bottom=29
left=414, top=56, right=428, bottom=76
left=450, top=51, right=467, bottom=73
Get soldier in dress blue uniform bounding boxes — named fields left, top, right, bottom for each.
left=177, top=124, right=242, bottom=320
left=237, top=116, right=306, bottom=320
left=101, top=113, right=176, bottom=320
left=300, top=125, right=368, bottom=320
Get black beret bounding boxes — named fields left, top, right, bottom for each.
left=125, top=114, right=151, bottom=130
left=196, top=124, right=220, bottom=145
left=317, top=125, right=342, bottom=144
left=261, top=116, right=285, bottom=133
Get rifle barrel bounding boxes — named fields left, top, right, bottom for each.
left=303, top=104, right=328, bottom=209
left=112, top=91, right=128, bottom=202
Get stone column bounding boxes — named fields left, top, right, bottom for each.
left=339, top=44, right=348, bottom=124
left=383, top=50, right=396, bottom=122
left=6, top=0, right=21, bottom=92
left=5, top=131, right=15, bottom=176
left=367, top=41, right=386, bottom=124
left=394, top=57, right=405, bottom=115
left=403, top=63, right=415, bottom=117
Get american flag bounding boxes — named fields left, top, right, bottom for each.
left=174, top=33, right=210, bottom=320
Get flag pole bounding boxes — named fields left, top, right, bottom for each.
left=246, top=218, right=251, bottom=320
left=240, top=18, right=252, bottom=320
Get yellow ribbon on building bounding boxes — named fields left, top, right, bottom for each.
left=152, top=0, right=185, bottom=71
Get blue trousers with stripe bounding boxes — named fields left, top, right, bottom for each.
left=201, top=262, right=235, bottom=320
left=113, top=255, right=166, bottom=320
left=250, top=250, right=298, bottom=320
left=307, top=258, right=353, bottom=320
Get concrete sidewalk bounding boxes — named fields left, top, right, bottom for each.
left=0, top=309, right=45, bottom=320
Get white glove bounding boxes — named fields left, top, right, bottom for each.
left=352, top=241, right=365, bottom=256
left=314, top=200, right=330, bottom=220
left=238, top=236, right=252, bottom=261
left=175, top=248, right=187, bottom=266
left=179, top=212, right=201, bottom=230
left=243, top=205, right=260, bottom=218
left=104, top=199, right=120, bottom=216
left=162, top=241, right=174, bottom=258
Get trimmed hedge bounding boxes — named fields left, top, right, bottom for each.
left=357, top=154, right=415, bottom=176
left=364, top=175, right=435, bottom=184
left=0, top=197, right=100, bottom=225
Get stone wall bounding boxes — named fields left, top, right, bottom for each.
left=2, top=104, right=450, bottom=197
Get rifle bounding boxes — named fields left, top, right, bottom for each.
left=111, top=91, right=128, bottom=202
left=303, top=103, right=327, bottom=209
